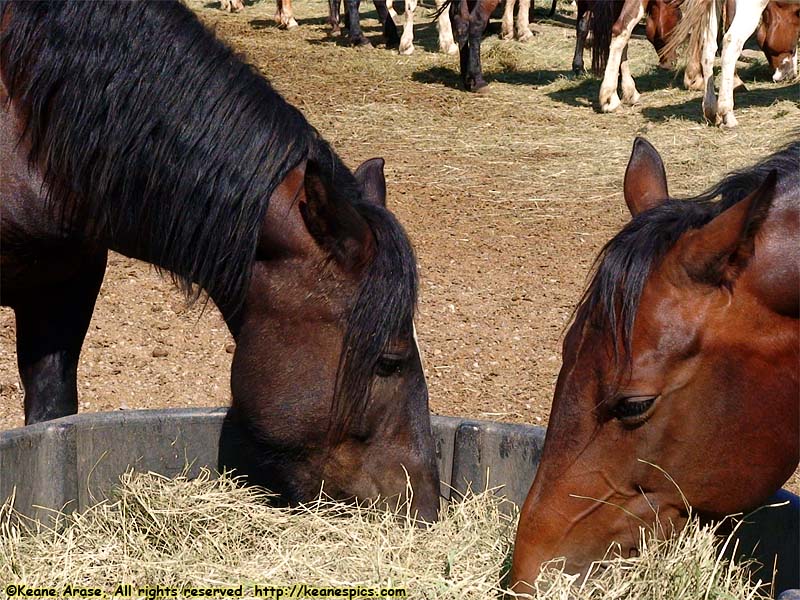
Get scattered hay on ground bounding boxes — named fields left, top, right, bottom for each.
left=0, top=470, right=774, bottom=599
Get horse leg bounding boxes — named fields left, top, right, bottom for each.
left=684, top=27, right=704, bottom=90
left=222, top=0, right=244, bottom=12
left=399, top=0, right=417, bottom=54
left=435, top=0, right=458, bottom=54
left=572, top=2, right=589, bottom=75
left=329, top=0, right=342, bottom=34
left=549, top=0, right=557, bottom=17
left=275, top=0, right=299, bottom=28
left=619, top=43, right=640, bottom=104
left=345, top=0, right=370, bottom=45
left=599, top=1, right=644, bottom=113
left=501, top=0, right=516, bottom=40
left=14, top=251, right=107, bottom=425
left=717, top=0, right=768, bottom=128
left=464, top=0, right=495, bottom=92
left=700, top=0, right=719, bottom=124
left=375, top=0, right=400, bottom=47
left=451, top=0, right=471, bottom=88
left=515, top=0, right=533, bottom=42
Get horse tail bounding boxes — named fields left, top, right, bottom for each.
left=591, top=0, right=625, bottom=76
left=433, top=0, right=452, bottom=20
left=660, top=0, right=717, bottom=64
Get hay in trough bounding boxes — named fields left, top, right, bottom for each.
left=0, top=469, right=773, bottom=599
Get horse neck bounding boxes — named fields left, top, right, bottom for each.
left=740, top=186, right=799, bottom=319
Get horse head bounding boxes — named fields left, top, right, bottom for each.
left=221, top=155, right=439, bottom=523
left=510, top=138, right=799, bottom=591
left=757, top=1, right=799, bottom=82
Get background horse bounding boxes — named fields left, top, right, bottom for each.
left=758, top=1, right=800, bottom=82
left=395, top=0, right=557, bottom=57
left=591, top=0, right=691, bottom=112
left=592, top=0, right=797, bottom=116
left=663, top=0, right=798, bottom=127
left=0, top=0, right=439, bottom=520
left=510, top=137, right=799, bottom=592
left=574, top=0, right=682, bottom=76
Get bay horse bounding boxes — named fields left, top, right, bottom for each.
left=510, top=137, right=799, bottom=592
left=0, top=0, right=440, bottom=520
left=663, top=0, right=799, bottom=127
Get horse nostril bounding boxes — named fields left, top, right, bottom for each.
left=628, top=548, right=640, bottom=559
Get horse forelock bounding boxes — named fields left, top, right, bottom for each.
left=573, top=140, right=799, bottom=370
left=0, top=0, right=310, bottom=317
left=328, top=203, right=419, bottom=442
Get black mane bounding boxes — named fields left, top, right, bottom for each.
left=578, top=140, right=800, bottom=364
left=1, top=0, right=419, bottom=433
left=0, top=0, right=316, bottom=315
left=331, top=202, right=419, bottom=440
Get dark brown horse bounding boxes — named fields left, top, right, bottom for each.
left=510, top=138, right=799, bottom=592
left=432, top=0, right=497, bottom=92
left=0, top=0, right=438, bottom=520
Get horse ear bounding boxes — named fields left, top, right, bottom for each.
left=680, top=171, right=778, bottom=287
left=300, top=159, right=374, bottom=272
left=624, top=137, right=669, bottom=217
left=354, top=157, right=387, bottom=207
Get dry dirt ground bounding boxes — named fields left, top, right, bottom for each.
left=0, top=0, right=798, bottom=490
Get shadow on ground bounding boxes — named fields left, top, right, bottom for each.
left=642, top=80, right=800, bottom=122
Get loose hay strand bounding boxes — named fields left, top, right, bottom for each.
left=0, top=470, right=774, bottom=599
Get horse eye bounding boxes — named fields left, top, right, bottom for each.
left=612, top=395, right=658, bottom=424
left=375, top=355, right=405, bottom=378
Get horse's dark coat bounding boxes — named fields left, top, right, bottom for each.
left=0, top=0, right=419, bottom=438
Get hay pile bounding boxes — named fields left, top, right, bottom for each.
left=0, top=470, right=772, bottom=599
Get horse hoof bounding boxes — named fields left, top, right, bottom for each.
left=573, top=66, right=585, bottom=76
left=517, top=30, right=534, bottom=43
left=474, top=83, right=492, bottom=94
left=600, top=91, right=620, bottom=113
left=622, top=91, right=641, bottom=106
left=399, top=41, right=414, bottom=55
left=352, top=37, right=372, bottom=47
left=720, top=112, right=738, bottom=129
left=440, top=42, right=458, bottom=55
left=286, top=18, right=298, bottom=29
left=703, top=104, right=717, bottom=124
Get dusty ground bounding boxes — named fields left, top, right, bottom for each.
left=0, top=0, right=797, bottom=490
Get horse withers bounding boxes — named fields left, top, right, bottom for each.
left=510, top=138, right=799, bottom=592
left=0, top=0, right=439, bottom=521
